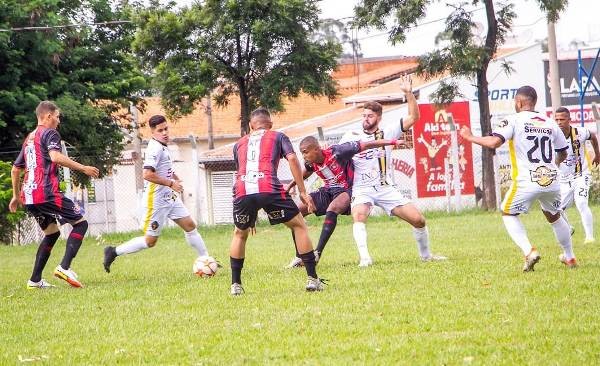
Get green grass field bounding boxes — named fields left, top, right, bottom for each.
left=1, top=207, right=600, bottom=365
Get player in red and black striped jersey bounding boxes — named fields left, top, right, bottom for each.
left=285, top=136, right=405, bottom=267
left=10, top=101, right=99, bottom=289
left=229, top=107, right=323, bottom=295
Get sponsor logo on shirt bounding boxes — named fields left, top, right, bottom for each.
left=530, top=166, right=557, bottom=187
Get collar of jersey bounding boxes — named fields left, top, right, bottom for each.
left=152, top=138, right=167, bottom=147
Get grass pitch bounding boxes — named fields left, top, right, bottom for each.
left=1, top=207, right=600, bottom=365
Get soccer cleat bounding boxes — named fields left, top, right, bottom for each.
left=103, top=246, right=117, bottom=273
left=286, top=256, right=303, bottom=269
left=27, top=279, right=56, bottom=290
left=584, top=238, right=595, bottom=245
left=53, top=265, right=83, bottom=288
left=559, top=253, right=578, bottom=268
left=230, top=283, right=244, bottom=296
left=358, top=257, right=373, bottom=267
left=305, top=277, right=325, bottom=292
left=421, top=254, right=448, bottom=262
left=522, top=249, right=541, bottom=272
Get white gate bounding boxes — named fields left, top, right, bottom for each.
left=210, top=171, right=235, bottom=224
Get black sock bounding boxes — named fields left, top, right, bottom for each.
left=60, top=220, right=88, bottom=270
left=316, top=211, right=338, bottom=256
left=230, top=257, right=244, bottom=284
left=30, top=231, right=60, bottom=282
left=299, top=251, right=318, bottom=278
left=291, top=230, right=300, bottom=257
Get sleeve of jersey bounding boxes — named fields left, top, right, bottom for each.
left=333, top=141, right=361, bottom=162
left=13, top=146, right=25, bottom=168
left=44, top=129, right=62, bottom=152
left=491, top=118, right=513, bottom=143
left=554, top=127, right=569, bottom=152
left=143, top=144, right=159, bottom=171
left=280, top=133, right=295, bottom=158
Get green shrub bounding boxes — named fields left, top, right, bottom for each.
left=589, top=165, right=600, bottom=205
left=0, top=161, right=25, bottom=244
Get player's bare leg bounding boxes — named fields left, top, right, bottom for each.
left=314, top=191, right=350, bottom=259
left=543, top=210, right=577, bottom=268
left=352, top=203, right=372, bottom=267
left=392, top=203, right=446, bottom=262
left=287, top=199, right=312, bottom=268
left=284, top=214, right=323, bottom=291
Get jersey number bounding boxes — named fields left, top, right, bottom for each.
left=526, top=136, right=552, bottom=164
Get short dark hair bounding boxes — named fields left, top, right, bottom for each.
left=363, top=101, right=383, bottom=116
left=36, top=101, right=59, bottom=119
left=148, top=115, right=167, bottom=128
left=300, top=136, right=319, bottom=148
left=555, top=106, right=570, bottom=115
left=250, top=107, right=271, bottom=120
left=516, top=86, right=537, bottom=104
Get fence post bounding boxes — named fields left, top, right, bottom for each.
left=189, top=134, right=201, bottom=224
left=61, top=141, right=71, bottom=197
left=447, top=114, right=461, bottom=211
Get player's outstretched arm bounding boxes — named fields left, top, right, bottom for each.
left=459, top=126, right=503, bottom=149
left=49, top=150, right=99, bottom=178
left=285, top=169, right=312, bottom=192
left=359, top=139, right=405, bottom=151
left=9, top=165, right=23, bottom=213
left=590, top=132, right=600, bottom=166
left=286, top=153, right=316, bottom=213
left=143, top=168, right=183, bottom=193
left=398, top=74, right=420, bottom=131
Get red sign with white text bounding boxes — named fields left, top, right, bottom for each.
left=413, top=101, right=475, bottom=198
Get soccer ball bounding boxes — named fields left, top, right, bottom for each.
left=193, top=255, right=219, bottom=277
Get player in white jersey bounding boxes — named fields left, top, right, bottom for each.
left=103, top=115, right=210, bottom=273
left=460, top=86, right=577, bottom=270
left=555, top=107, right=600, bottom=244
left=339, top=75, right=446, bottom=267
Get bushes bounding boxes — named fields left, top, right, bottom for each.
left=589, top=165, right=600, bottom=205
left=0, top=161, right=25, bottom=244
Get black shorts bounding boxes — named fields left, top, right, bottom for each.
left=25, top=197, right=83, bottom=231
left=310, top=187, right=351, bottom=216
left=233, top=192, right=299, bottom=230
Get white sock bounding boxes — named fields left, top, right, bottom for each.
left=502, top=215, right=533, bottom=255
left=551, top=216, right=575, bottom=260
left=116, top=236, right=148, bottom=256
left=560, top=210, right=571, bottom=228
left=413, top=226, right=431, bottom=258
left=352, top=222, right=370, bottom=260
left=576, top=201, right=594, bottom=240
left=185, top=230, right=208, bottom=256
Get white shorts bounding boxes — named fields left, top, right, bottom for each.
left=141, top=198, right=189, bottom=236
left=501, top=183, right=561, bottom=215
left=560, top=174, right=591, bottom=209
left=351, top=185, right=411, bottom=215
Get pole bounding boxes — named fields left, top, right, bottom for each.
left=447, top=114, right=461, bottom=211
left=547, top=21, right=562, bottom=112
left=129, top=103, right=144, bottom=193
left=205, top=95, right=214, bottom=150
left=189, top=134, right=201, bottom=223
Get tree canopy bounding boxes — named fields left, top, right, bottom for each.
left=133, top=0, right=341, bottom=135
left=0, top=0, right=146, bottom=180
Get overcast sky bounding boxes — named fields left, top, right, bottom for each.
left=174, top=0, right=600, bottom=58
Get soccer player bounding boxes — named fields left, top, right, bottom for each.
left=555, top=106, right=600, bottom=244
left=103, top=115, right=210, bottom=273
left=285, top=135, right=406, bottom=268
left=338, top=75, right=446, bottom=267
left=9, top=101, right=100, bottom=289
left=229, top=107, right=322, bottom=295
left=460, top=86, right=577, bottom=270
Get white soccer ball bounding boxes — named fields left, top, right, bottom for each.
left=193, top=255, right=219, bottom=277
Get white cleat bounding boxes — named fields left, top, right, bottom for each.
left=305, top=277, right=325, bottom=292
left=286, top=256, right=303, bottom=269
left=358, top=257, right=373, bottom=267
left=522, top=250, right=541, bottom=272
left=584, top=237, right=595, bottom=245
left=230, top=283, right=244, bottom=296
left=421, top=254, right=448, bottom=262
left=27, top=279, right=56, bottom=290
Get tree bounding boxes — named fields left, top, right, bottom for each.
left=133, top=0, right=341, bottom=136
left=316, top=18, right=363, bottom=60
left=0, top=0, right=147, bottom=181
left=354, top=0, right=516, bottom=210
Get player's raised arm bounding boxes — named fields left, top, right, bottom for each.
left=398, top=74, right=420, bottom=131
left=359, top=139, right=405, bottom=151
left=459, top=126, right=503, bottom=149
left=48, top=150, right=99, bottom=178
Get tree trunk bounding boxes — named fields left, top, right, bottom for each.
left=239, top=82, right=250, bottom=136
left=479, top=0, right=498, bottom=210
left=477, top=67, right=497, bottom=210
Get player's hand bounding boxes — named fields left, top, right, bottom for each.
left=459, top=126, right=473, bottom=140
left=171, top=180, right=184, bottom=193
left=393, top=139, right=406, bottom=148
left=300, top=192, right=316, bottom=213
left=83, top=166, right=100, bottom=178
left=8, top=196, right=21, bottom=213
left=398, top=74, right=413, bottom=95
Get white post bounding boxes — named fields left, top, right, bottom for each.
left=447, top=114, right=461, bottom=211
left=444, top=158, right=451, bottom=213
left=493, top=154, right=502, bottom=210
left=189, top=134, right=201, bottom=223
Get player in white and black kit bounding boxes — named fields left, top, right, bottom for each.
left=103, top=115, right=210, bottom=273
left=555, top=107, right=600, bottom=244
left=339, top=75, right=446, bottom=267
left=461, top=86, right=576, bottom=270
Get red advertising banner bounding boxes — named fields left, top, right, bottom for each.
left=413, top=101, right=475, bottom=198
